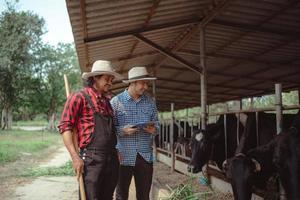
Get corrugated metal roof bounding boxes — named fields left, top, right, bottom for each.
left=66, top=0, right=300, bottom=111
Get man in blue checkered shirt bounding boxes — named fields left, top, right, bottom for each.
left=110, top=66, right=159, bottom=200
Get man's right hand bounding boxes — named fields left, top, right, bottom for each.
left=72, top=155, right=84, bottom=180
left=122, top=126, right=138, bottom=135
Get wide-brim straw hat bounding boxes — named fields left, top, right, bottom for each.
left=82, top=60, right=123, bottom=80
left=123, top=66, right=156, bottom=84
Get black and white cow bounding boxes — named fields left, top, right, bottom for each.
left=189, top=114, right=244, bottom=173
left=245, top=111, right=300, bottom=200
left=156, top=120, right=197, bottom=156
left=225, top=113, right=295, bottom=200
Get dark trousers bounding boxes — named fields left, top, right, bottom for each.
left=115, top=154, right=153, bottom=200
left=81, top=150, right=119, bottom=200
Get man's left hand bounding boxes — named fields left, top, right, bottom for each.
left=143, top=123, right=156, bottom=134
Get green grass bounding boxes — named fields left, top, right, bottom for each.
left=0, top=129, right=60, bottom=164
left=13, top=120, right=48, bottom=127
left=23, top=161, right=75, bottom=177
left=162, top=177, right=213, bottom=200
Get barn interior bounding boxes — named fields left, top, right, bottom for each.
left=66, top=0, right=300, bottom=111
left=65, top=0, right=300, bottom=198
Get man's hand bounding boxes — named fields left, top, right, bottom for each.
left=71, top=154, right=84, bottom=180
left=122, top=126, right=138, bottom=135
left=117, top=151, right=123, bottom=163
left=143, top=123, right=156, bottom=134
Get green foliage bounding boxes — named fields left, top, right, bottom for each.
left=0, top=2, right=81, bottom=127
left=23, top=161, right=75, bottom=177
left=0, top=6, right=45, bottom=105
left=0, top=129, right=59, bottom=164
left=31, top=43, right=81, bottom=129
left=0, top=3, right=45, bottom=128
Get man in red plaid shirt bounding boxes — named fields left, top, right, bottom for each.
left=58, top=60, right=123, bottom=200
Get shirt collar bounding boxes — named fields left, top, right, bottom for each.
left=87, top=86, right=103, bottom=99
left=123, top=89, right=145, bottom=102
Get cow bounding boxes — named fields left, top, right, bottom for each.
left=225, top=112, right=295, bottom=200
left=156, top=120, right=197, bottom=155
left=189, top=113, right=245, bottom=173
left=245, top=111, right=300, bottom=200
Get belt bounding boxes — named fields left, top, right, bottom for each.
left=80, top=147, right=116, bottom=154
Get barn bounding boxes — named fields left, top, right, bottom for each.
left=65, top=0, right=300, bottom=199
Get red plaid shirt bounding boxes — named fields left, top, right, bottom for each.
left=58, top=86, right=113, bottom=148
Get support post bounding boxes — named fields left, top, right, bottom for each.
left=298, top=88, right=300, bottom=105
left=236, top=100, right=242, bottom=145
left=152, top=70, right=158, bottom=161
left=275, top=84, right=283, bottom=134
left=170, top=103, right=175, bottom=172
left=275, top=83, right=286, bottom=200
left=200, top=26, right=207, bottom=130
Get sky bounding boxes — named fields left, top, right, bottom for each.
left=0, top=0, right=74, bottom=45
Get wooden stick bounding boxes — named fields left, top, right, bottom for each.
left=63, top=74, right=86, bottom=200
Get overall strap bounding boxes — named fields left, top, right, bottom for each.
left=81, top=91, right=97, bottom=114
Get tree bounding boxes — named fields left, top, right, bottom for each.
left=32, top=43, right=80, bottom=130
left=0, top=3, right=45, bottom=129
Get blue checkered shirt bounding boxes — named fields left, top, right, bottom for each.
left=110, top=90, right=159, bottom=166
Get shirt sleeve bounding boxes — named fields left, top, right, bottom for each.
left=151, top=100, right=160, bottom=136
left=110, top=96, right=125, bottom=137
left=58, top=92, right=83, bottom=134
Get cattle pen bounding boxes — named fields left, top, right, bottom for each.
left=157, top=99, right=300, bottom=199
left=65, top=0, right=300, bottom=199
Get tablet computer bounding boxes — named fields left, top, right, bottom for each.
left=131, top=121, right=155, bottom=128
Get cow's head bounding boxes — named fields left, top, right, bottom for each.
left=189, top=123, right=221, bottom=173
left=225, top=154, right=261, bottom=200
left=225, top=139, right=276, bottom=200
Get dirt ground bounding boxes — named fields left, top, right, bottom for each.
left=0, top=142, right=65, bottom=200
left=0, top=144, right=233, bottom=200
left=153, top=162, right=233, bottom=200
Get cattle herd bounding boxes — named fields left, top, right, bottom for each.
left=187, top=110, right=300, bottom=200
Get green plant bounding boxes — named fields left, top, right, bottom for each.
left=161, top=177, right=213, bottom=200
left=23, top=161, right=75, bottom=177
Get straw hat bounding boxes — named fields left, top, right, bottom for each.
left=123, top=66, right=156, bottom=84
left=82, top=60, right=123, bottom=80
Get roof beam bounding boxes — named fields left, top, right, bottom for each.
left=152, top=0, right=232, bottom=87
left=200, top=0, right=232, bottom=27
left=159, top=64, right=299, bottom=85
left=177, top=49, right=300, bottom=70
left=157, top=77, right=262, bottom=92
left=210, top=0, right=299, bottom=56
left=211, top=19, right=300, bottom=38
left=119, top=0, right=161, bottom=73
left=134, top=33, right=201, bottom=74
left=156, top=85, right=242, bottom=97
left=84, top=18, right=200, bottom=43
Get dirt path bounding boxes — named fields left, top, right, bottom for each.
left=2, top=145, right=170, bottom=200
left=1, top=143, right=233, bottom=200
left=3, top=147, right=77, bottom=200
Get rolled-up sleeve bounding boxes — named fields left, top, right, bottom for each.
left=58, top=93, right=82, bottom=134
left=151, top=100, right=160, bottom=136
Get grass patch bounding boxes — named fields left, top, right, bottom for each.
left=13, top=120, right=48, bottom=127
left=23, top=161, right=75, bottom=177
left=0, top=129, right=60, bottom=164
left=162, top=177, right=213, bottom=200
